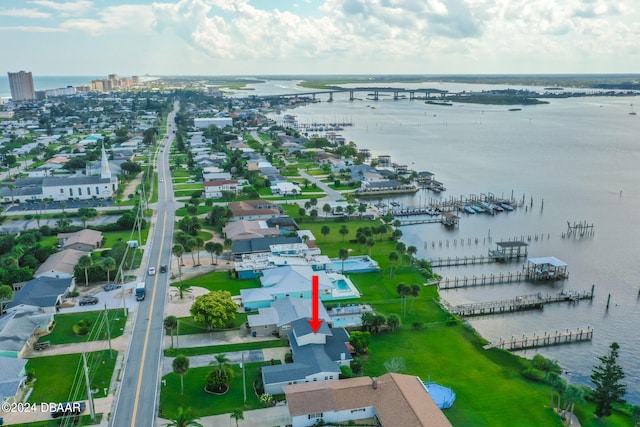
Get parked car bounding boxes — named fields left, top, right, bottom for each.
left=103, top=284, right=122, bottom=292
left=148, top=267, right=156, bottom=276
left=78, top=296, right=98, bottom=306
left=159, top=265, right=167, bottom=273
left=51, top=401, right=86, bottom=418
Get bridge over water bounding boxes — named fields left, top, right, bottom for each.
left=261, top=87, right=452, bottom=102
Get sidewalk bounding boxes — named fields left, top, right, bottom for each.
left=162, top=347, right=287, bottom=375
left=163, top=330, right=279, bottom=350
left=156, top=405, right=291, bottom=427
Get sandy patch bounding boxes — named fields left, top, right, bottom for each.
left=165, top=286, right=210, bottom=317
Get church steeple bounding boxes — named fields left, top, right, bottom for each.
left=100, top=144, right=111, bottom=179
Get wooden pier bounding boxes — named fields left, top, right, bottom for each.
left=483, top=327, right=594, bottom=351
left=430, top=255, right=497, bottom=268
left=438, top=271, right=529, bottom=289
left=399, top=218, right=442, bottom=226
left=451, top=289, right=594, bottom=317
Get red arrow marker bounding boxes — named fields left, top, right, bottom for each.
left=308, top=275, right=323, bottom=333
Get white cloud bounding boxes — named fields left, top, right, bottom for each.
left=60, top=5, right=155, bottom=35
left=0, top=25, right=64, bottom=32
left=28, top=0, right=93, bottom=17
left=0, top=8, right=52, bottom=19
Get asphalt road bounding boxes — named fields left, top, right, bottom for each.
left=111, top=101, right=180, bottom=427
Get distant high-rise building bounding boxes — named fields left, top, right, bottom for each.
left=7, top=71, right=36, bottom=101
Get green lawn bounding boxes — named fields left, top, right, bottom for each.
left=171, top=271, right=260, bottom=296
left=37, top=309, right=128, bottom=345
left=175, top=312, right=249, bottom=336
left=27, top=350, right=117, bottom=403
left=173, top=183, right=204, bottom=191
left=164, top=338, right=288, bottom=357
left=160, top=361, right=271, bottom=419
left=102, top=229, right=151, bottom=248
left=175, top=206, right=210, bottom=217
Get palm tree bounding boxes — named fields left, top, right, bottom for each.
left=172, top=244, right=184, bottom=277
left=338, top=248, right=349, bottom=274
left=339, top=225, right=349, bottom=241
left=33, top=214, right=41, bottom=227
left=388, top=251, right=398, bottom=278
left=213, top=242, right=223, bottom=265
left=175, top=282, right=192, bottom=299
left=204, top=241, right=216, bottom=265
left=101, top=257, right=117, bottom=283
left=195, top=236, right=204, bottom=266
left=164, top=406, right=202, bottom=427
left=164, top=315, right=178, bottom=348
left=172, top=355, right=190, bottom=396
left=185, top=238, right=197, bottom=266
left=396, top=242, right=406, bottom=268
left=78, top=255, right=93, bottom=287
left=322, top=203, right=331, bottom=217
left=366, top=238, right=375, bottom=255
left=406, top=245, right=417, bottom=265
left=230, top=409, right=244, bottom=427
left=321, top=225, right=330, bottom=240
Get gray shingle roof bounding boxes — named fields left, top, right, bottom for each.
left=232, top=236, right=301, bottom=255
left=6, top=276, right=73, bottom=309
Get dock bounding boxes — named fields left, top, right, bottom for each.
left=438, top=271, right=529, bottom=289
left=483, top=327, right=594, bottom=351
left=430, top=255, right=497, bottom=268
left=450, top=289, right=594, bottom=317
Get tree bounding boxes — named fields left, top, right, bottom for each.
left=407, top=245, right=417, bottom=265
left=78, top=255, right=93, bottom=287
left=172, top=244, right=184, bottom=277
left=562, top=385, right=586, bottom=426
left=195, top=236, right=204, bottom=266
left=322, top=203, right=331, bottom=217
left=387, top=313, right=401, bottom=332
left=164, top=315, right=178, bottom=348
left=101, top=257, right=116, bottom=283
left=190, top=291, right=237, bottom=330
left=388, top=251, right=398, bottom=278
left=185, top=238, right=197, bottom=266
left=590, top=342, right=627, bottom=418
left=396, top=242, right=406, bottom=268
left=338, top=248, right=349, bottom=274
left=174, top=282, right=192, bottom=299
left=339, top=225, right=349, bottom=241
left=230, top=409, right=244, bottom=427
left=213, top=242, right=224, bottom=265
left=397, top=283, right=410, bottom=316
left=321, top=225, right=330, bottom=241
left=349, top=331, right=371, bottom=355
left=408, top=284, right=421, bottom=314
left=0, top=284, right=14, bottom=313
left=172, top=355, right=190, bottom=396
left=204, top=241, right=216, bottom=265
left=164, top=406, right=203, bottom=427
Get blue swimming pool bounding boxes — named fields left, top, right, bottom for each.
left=329, top=256, right=380, bottom=273
left=334, top=279, right=350, bottom=291
left=422, top=382, right=456, bottom=409
left=331, top=315, right=362, bottom=327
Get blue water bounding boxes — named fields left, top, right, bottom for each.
left=331, top=315, right=362, bottom=327
left=423, top=382, right=457, bottom=409
left=334, top=279, right=350, bottom=291
left=330, top=256, right=380, bottom=273
left=256, top=80, right=640, bottom=404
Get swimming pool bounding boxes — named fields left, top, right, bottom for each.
left=422, top=382, right=456, bottom=409
left=334, top=279, right=350, bottom=291
left=329, top=256, right=380, bottom=273
left=331, top=315, right=363, bottom=327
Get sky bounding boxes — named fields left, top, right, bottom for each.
left=1, top=0, right=639, bottom=76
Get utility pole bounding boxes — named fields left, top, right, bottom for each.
left=82, top=352, right=96, bottom=421
left=104, top=304, right=112, bottom=358
left=241, top=352, right=247, bottom=404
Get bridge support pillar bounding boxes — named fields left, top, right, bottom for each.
left=328, top=92, right=333, bottom=102
left=410, top=91, right=415, bottom=101
left=374, top=91, right=379, bottom=101
left=394, top=91, right=399, bottom=100
left=349, top=91, right=354, bottom=101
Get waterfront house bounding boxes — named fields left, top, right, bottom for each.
left=228, top=200, right=283, bottom=221
left=284, top=373, right=452, bottom=427
left=247, top=297, right=330, bottom=337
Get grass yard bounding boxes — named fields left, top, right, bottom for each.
left=37, top=309, right=128, bottom=345
left=164, top=338, right=288, bottom=357
left=173, top=183, right=204, bottom=191
left=102, top=229, right=150, bottom=248
left=175, top=312, right=249, bottom=336
left=175, top=206, right=210, bottom=217
left=160, top=361, right=270, bottom=419
left=172, top=271, right=260, bottom=296
left=27, top=350, right=117, bottom=403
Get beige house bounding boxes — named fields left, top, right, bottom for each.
left=34, top=249, right=84, bottom=279
left=284, top=373, right=452, bottom=427
left=58, top=229, right=103, bottom=252
left=223, top=220, right=280, bottom=241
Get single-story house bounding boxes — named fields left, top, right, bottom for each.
left=34, top=249, right=85, bottom=279
left=231, top=236, right=301, bottom=260
left=228, top=200, right=283, bottom=221
left=203, top=180, right=238, bottom=199
left=57, top=229, right=103, bottom=252
left=284, top=373, right=453, bottom=427
left=0, top=306, right=55, bottom=358
left=223, top=220, right=280, bottom=241
left=7, top=276, right=74, bottom=311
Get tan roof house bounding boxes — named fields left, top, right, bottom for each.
left=228, top=200, right=283, bottom=221
left=34, top=249, right=85, bottom=279
left=223, top=220, right=280, bottom=241
left=57, top=229, right=103, bottom=252
left=284, top=373, right=452, bottom=427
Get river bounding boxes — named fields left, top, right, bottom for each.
left=242, top=79, right=640, bottom=404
